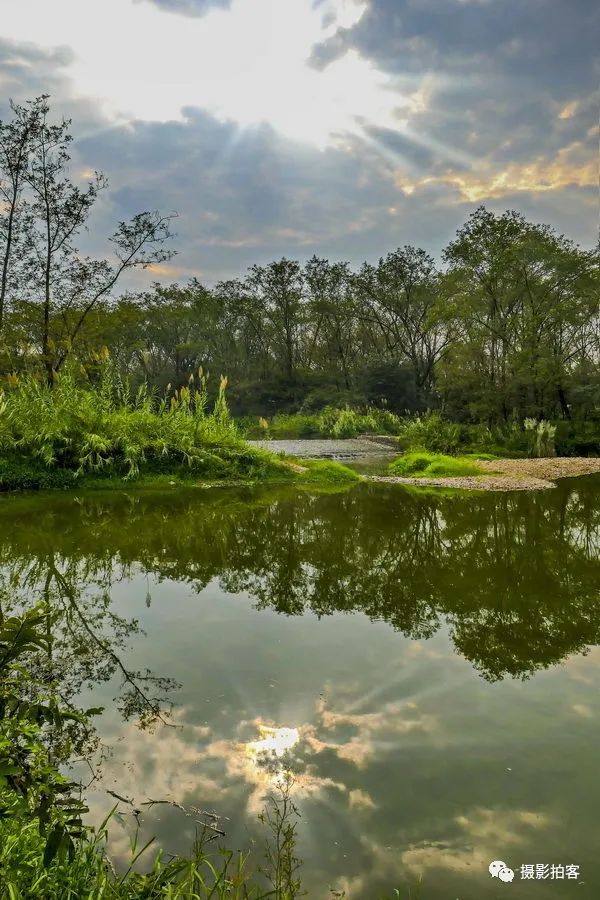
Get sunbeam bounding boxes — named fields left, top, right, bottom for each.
left=3, top=0, right=412, bottom=148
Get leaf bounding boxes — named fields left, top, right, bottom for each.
left=43, top=824, right=64, bottom=867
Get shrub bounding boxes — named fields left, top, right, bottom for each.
left=389, top=452, right=487, bottom=478
left=247, top=406, right=404, bottom=440
left=299, top=459, right=361, bottom=484
left=554, top=420, right=600, bottom=457
left=0, top=365, right=260, bottom=482
left=395, top=413, right=466, bottom=454
left=0, top=456, right=80, bottom=491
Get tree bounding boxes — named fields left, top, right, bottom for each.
left=442, top=207, right=599, bottom=422
left=304, top=256, right=357, bottom=390
left=245, top=259, right=305, bottom=383
left=0, top=96, right=176, bottom=383
left=355, top=246, right=448, bottom=403
left=0, top=97, right=46, bottom=332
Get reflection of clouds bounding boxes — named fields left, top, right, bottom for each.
left=203, top=718, right=347, bottom=814
left=348, top=788, right=376, bottom=811
left=90, top=688, right=426, bottom=830
left=83, top=712, right=220, bottom=868
left=305, top=698, right=437, bottom=769
left=403, top=808, right=550, bottom=877
left=404, top=641, right=451, bottom=662
left=90, top=713, right=346, bottom=818
left=566, top=646, right=600, bottom=685
left=571, top=703, right=594, bottom=719
left=90, top=689, right=438, bottom=830
left=95, top=713, right=218, bottom=803
left=331, top=807, right=551, bottom=897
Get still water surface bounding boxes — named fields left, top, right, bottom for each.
left=1, top=477, right=599, bottom=898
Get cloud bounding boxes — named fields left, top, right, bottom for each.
left=397, top=138, right=598, bottom=202
left=1, top=0, right=401, bottom=148
left=142, top=0, right=231, bottom=14
left=0, top=0, right=596, bottom=286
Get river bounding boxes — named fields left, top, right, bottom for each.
left=1, top=476, right=599, bottom=898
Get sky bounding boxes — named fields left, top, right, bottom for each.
left=1, top=0, right=598, bottom=286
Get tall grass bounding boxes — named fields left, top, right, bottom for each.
left=0, top=364, right=239, bottom=475
left=0, top=364, right=296, bottom=488
left=0, top=801, right=298, bottom=898
left=242, top=406, right=404, bottom=440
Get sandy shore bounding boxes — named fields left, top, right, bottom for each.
left=368, top=457, right=600, bottom=492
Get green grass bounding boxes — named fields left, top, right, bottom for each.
left=298, top=458, right=361, bottom=484
left=388, top=451, right=488, bottom=478
left=242, top=406, right=403, bottom=440
left=0, top=369, right=369, bottom=493
left=0, top=805, right=294, bottom=899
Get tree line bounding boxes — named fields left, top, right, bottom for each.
left=1, top=97, right=598, bottom=423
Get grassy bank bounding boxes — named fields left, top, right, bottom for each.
left=0, top=370, right=360, bottom=493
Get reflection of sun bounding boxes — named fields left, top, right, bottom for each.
left=244, top=725, right=300, bottom=784
left=247, top=725, right=300, bottom=758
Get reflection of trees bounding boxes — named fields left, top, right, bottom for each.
left=0, top=545, right=179, bottom=730
left=1, top=478, right=599, bottom=684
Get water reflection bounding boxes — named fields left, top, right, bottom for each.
left=1, top=478, right=600, bottom=897
left=1, top=478, right=599, bottom=683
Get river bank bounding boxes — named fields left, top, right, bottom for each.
left=369, top=456, right=600, bottom=491
left=249, top=439, right=600, bottom=491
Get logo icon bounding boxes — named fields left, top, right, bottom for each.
left=489, top=860, right=515, bottom=883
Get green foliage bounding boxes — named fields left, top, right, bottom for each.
left=394, top=412, right=536, bottom=458
left=243, top=406, right=404, bottom=440
left=524, top=418, right=557, bottom=457
left=389, top=452, right=487, bottom=478
left=299, top=459, right=361, bottom=484
left=0, top=604, right=97, bottom=890
left=262, top=412, right=322, bottom=439
left=0, top=364, right=240, bottom=477
left=395, top=413, right=465, bottom=454
left=554, top=420, right=600, bottom=457
left=2, top=192, right=598, bottom=430
left=0, top=365, right=303, bottom=489
left=0, top=456, right=79, bottom=491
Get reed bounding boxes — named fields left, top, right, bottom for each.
left=0, top=363, right=299, bottom=488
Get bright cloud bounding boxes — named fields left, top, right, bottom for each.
left=396, top=140, right=598, bottom=202
left=2, top=0, right=410, bottom=147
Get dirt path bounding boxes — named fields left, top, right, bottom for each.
left=478, top=457, right=600, bottom=480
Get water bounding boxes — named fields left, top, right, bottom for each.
left=1, top=477, right=599, bottom=898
